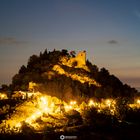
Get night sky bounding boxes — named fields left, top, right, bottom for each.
left=0, top=0, right=140, bottom=88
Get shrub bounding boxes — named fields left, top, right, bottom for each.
left=65, top=110, right=83, bottom=126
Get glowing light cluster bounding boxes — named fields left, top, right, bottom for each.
left=128, top=98, right=140, bottom=109
left=87, top=99, right=117, bottom=115
left=88, top=99, right=99, bottom=107
left=136, top=99, right=140, bottom=104
left=88, top=100, right=94, bottom=106
left=105, top=99, right=111, bottom=107
left=70, top=101, right=77, bottom=105
left=0, top=93, right=8, bottom=100
left=0, top=90, right=140, bottom=134
left=64, top=100, right=79, bottom=112
left=0, top=94, right=121, bottom=134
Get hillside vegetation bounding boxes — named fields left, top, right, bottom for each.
left=10, top=49, right=137, bottom=101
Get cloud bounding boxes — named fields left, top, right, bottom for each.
left=0, top=37, right=27, bottom=45
left=107, top=40, right=118, bottom=44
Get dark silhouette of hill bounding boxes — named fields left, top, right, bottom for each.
left=10, top=49, right=138, bottom=101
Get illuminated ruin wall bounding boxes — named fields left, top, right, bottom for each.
left=60, top=51, right=89, bottom=71
left=68, top=51, right=86, bottom=67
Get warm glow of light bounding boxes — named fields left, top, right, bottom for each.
left=97, top=109, right=101, bottom=113
left=70, top=101, right=77, bottom=105
left=88, top=100, right=95, bottom=106
left=36, top=111, right=42, bottom=116
left=65, top=105, right=72, bottom=111
left=15, top=122, right=22, bottom=128
left=53, top=65, right=100, bottom=87
left=136, top=99, right=140, bottom=104
left=31, top=115, right=36, bottom=120
left=128, top=98, right=140, bottom=109
left=0, top=90, right=124, bottom=134
left=105, top=99, right=111, bottom=107
left=40, top=96, right=47, bottom=105
left=44, top=107, right=50, bottom=113
left=0, top=93, right=8, bottom=99
left=1, top=94, right=5, bottom=98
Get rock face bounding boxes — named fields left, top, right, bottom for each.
left=52, top=64, right=100, bottom=87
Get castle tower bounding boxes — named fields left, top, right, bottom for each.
left=76, top=50, right=86, bottom=66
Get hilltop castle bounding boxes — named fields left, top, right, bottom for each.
left=60, top=50, right=89, bottom=71
left=68, top=50, right=86, bottom=67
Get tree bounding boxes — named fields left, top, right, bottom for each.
left=1, top=84, right=9, bottom=91
left=27, top=55, right=38, bottom=69
left=19, top=65, right=27, bottom=74
left=70, top=51, right=76, bottom=57
left=62, top=49, right=69, bottom=56
left=44, top=49, right=48, bottom=56
left=65, top=110, right=83, bottom=126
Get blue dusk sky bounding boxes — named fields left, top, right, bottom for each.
left=0, top=0, right=140, bottom=88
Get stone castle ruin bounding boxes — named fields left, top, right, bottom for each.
left=60, top=50, right=89, bottom=71
left=68, top=50, right=86, bottom=67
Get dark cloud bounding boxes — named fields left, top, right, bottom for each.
left=107, top=40, right=118, bottom=44
left=0, top=37, right=27, bottom=45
